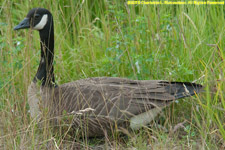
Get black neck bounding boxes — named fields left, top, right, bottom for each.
left=33, top=18, right=56, bottom=87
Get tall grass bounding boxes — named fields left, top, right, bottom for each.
left=0, top=0, right=224, bottom=149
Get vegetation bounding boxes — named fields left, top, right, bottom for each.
left=0, top=0, right=224, bottom=149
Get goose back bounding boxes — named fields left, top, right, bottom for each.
left=35, top=77, right=202, bottom=136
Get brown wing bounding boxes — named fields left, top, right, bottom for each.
left=50, top=77, right=202, bottom=122
left=41, top=77, right=202, bottom=136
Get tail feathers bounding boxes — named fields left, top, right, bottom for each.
left=164, top=81, right=203, bottom=99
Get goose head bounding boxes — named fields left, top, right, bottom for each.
left=14, top=8, right=55, bottom=87
left=14, top=8, right=53, bottom=31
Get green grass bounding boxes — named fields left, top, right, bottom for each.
left=0, top=0, right=224, bottom=149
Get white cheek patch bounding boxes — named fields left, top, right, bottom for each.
left=33, top=14, right=48, bottom=30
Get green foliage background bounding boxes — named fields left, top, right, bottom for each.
left=0, top=0, right=224, bottom=149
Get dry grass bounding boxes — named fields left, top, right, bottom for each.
left=0, top=1, right=224, bottom=149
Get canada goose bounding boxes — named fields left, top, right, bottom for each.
left=14, top=8, right=203, bottom=137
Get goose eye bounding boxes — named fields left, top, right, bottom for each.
left=34, top=14, right=40, bottom=20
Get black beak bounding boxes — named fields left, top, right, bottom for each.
left=14, top=18, right=30, bottom=30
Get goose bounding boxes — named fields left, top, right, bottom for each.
left=14, top=8, right=203, bottom=137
